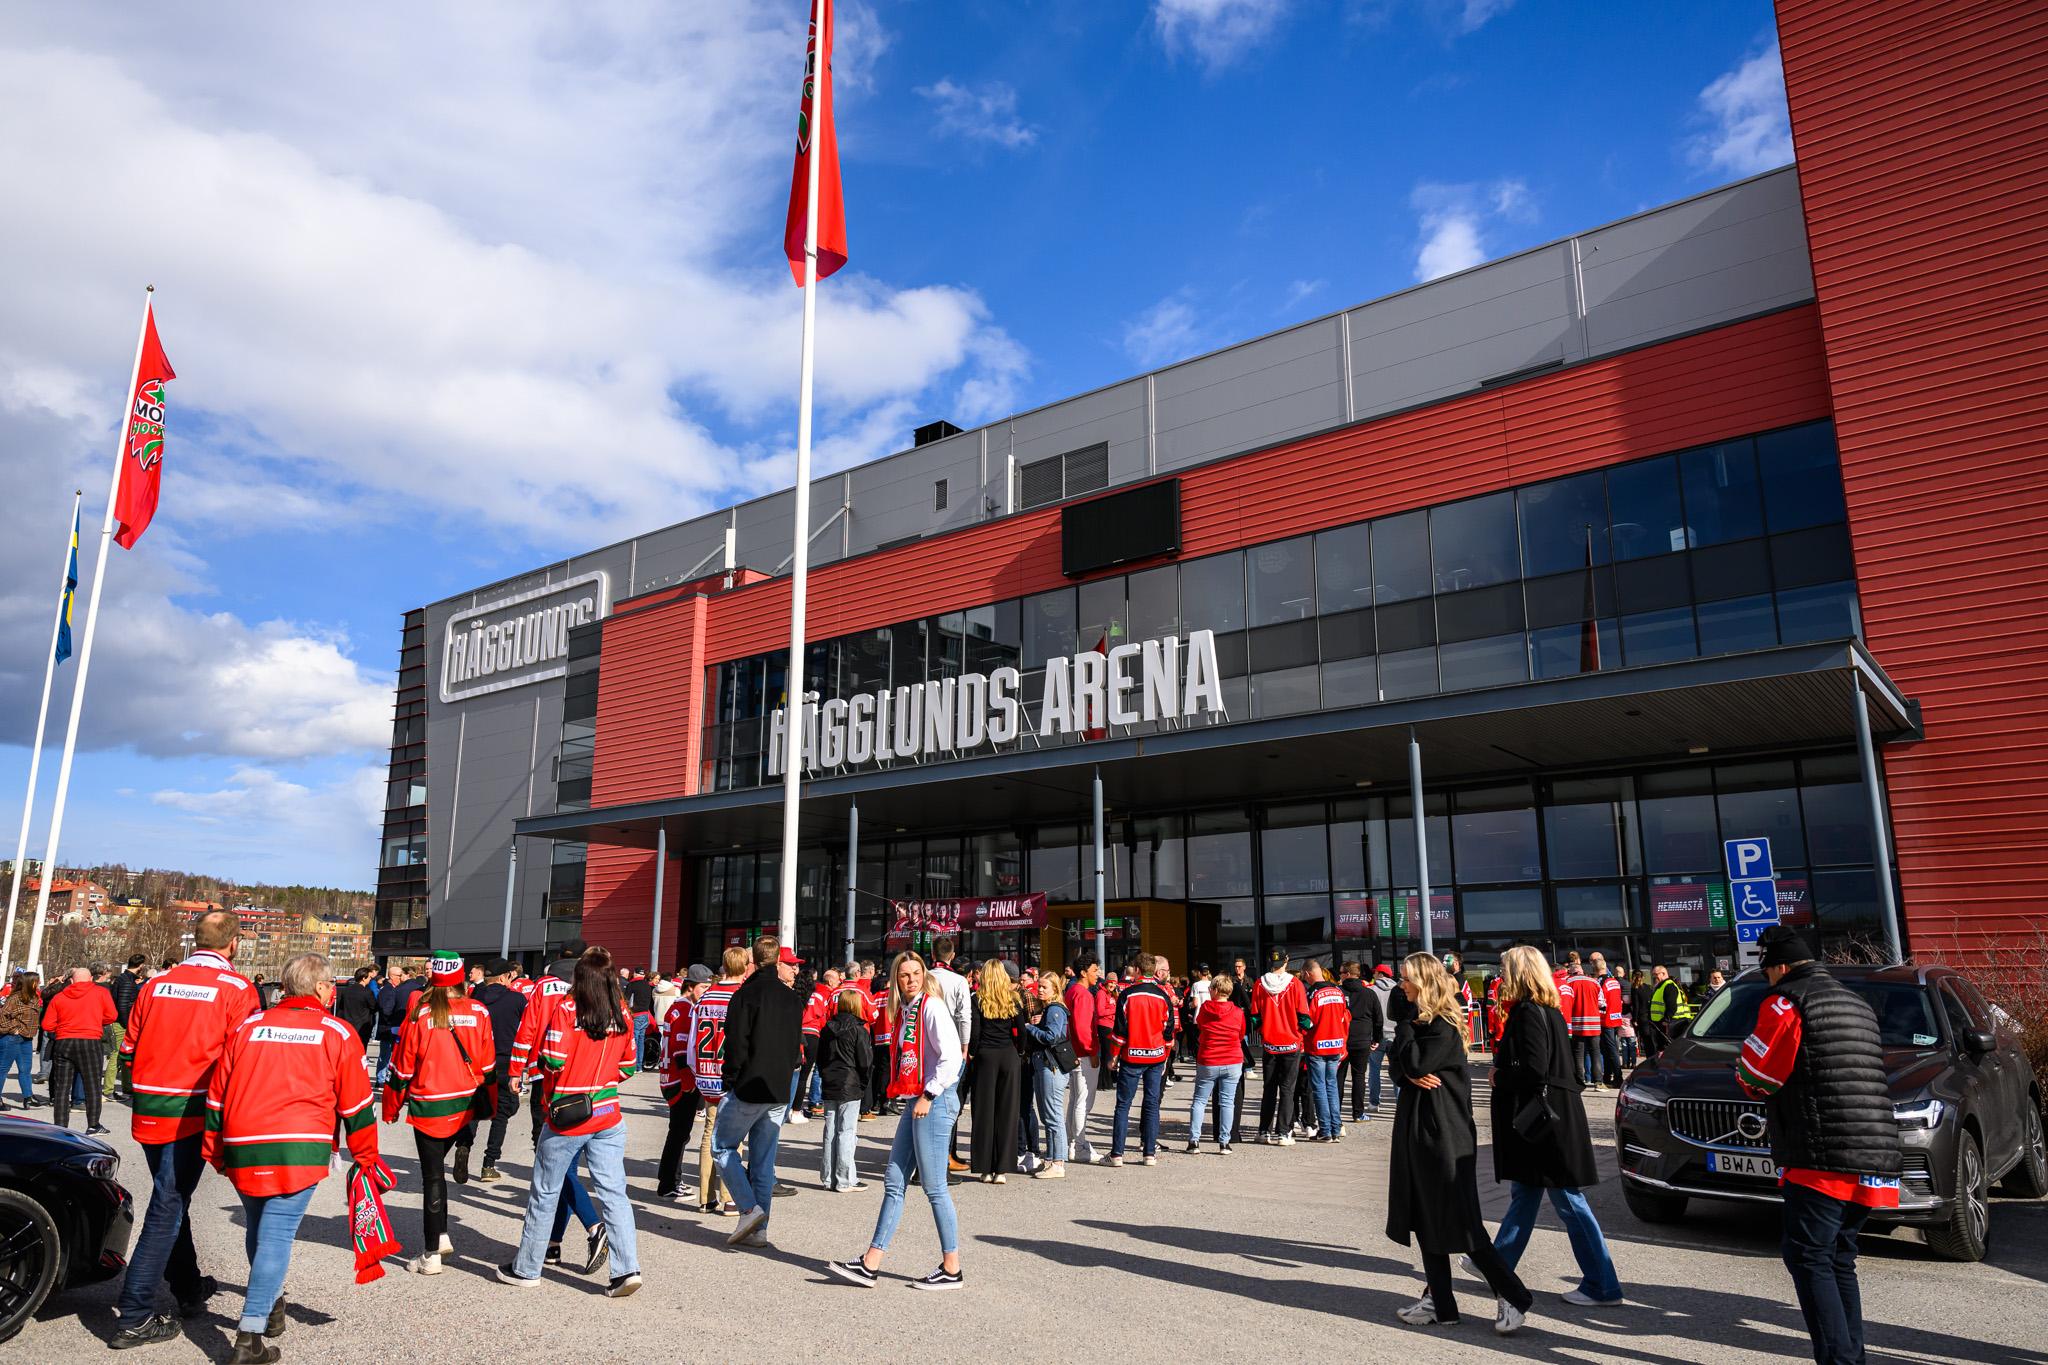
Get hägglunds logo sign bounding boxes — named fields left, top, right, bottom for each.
left=440, top=571, right=610, bottom=703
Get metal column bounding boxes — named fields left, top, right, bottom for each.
left=1853, top=684, right=1905, bottom=964
left=1093, top=768, right=1107, bottom=955
left=497, top=841, right=518, bottom=958
left=649, top=823, right=667, bottom=974
left=1408, top=730, right=1433, bottom=957
left=845, top=802, right=859, bottom=968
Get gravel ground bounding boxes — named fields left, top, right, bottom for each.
left=17, top=1068, right=2048, bottom=1364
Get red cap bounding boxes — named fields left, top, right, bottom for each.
left=778, top=947, right=803, bottom=966
left=1372, top=963, right=1393, bottom=977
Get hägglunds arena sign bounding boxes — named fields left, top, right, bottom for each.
left=440, top=571, right=610, bottom=703
left=768, top=629, right=1228, bottom=776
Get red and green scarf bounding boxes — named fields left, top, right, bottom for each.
left=887, top=995, right=927, bottom=1100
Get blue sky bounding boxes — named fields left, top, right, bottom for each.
left=0, top=0, right=1791, bottom=890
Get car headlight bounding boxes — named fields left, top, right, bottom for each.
left=1892, top=1098, right=1945, bottom=1130
left=69, top=1153, right=120, bottom=1181
left=1618, top=1084, right=1667, bottom=1117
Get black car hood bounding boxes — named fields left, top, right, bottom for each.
left=0, top=1113, right=117, bottom=1161
left=1634, top=1036, right=1946, bottom=1099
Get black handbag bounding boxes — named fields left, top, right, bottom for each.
left=548, top=1090, right=594, bottom=1130
left=1511, top=1084, right=1558, bottom=1142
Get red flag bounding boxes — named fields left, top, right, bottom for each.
left=783, top=0, right=847, bottom=285
left=112, top=303, right=175, bottom=549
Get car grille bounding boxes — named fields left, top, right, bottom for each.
left=1900, top=1152, right=1934, bottom=1197
left=1668, top=1097, right=1772, bottom=1149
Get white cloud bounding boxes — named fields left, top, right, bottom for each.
left=152, top=765, right=384, bottom=843
left=1409, top=178, right=1533, bottom=282
left=1690, top=42, right=1792, bottom=177
left=1454, top=0, right=1514, bottom=33
left=1122, top=293, right=1206, bottom=367
left=918, top=78, right=1037, bottom=149
left=1280, top=279, right=1326, bottom=312
left=1154, top=0, right=1293, bottom=71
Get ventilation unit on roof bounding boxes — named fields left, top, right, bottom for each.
left=1017, top=441, right=1111, bottom=511
left=914, top=419, right=964, bottom=447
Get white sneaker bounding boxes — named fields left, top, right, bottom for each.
left=436, top=1234, right=454, bottom=1256
left=1277, top=1134, right=1296, bottom=1146
left=410, top=1253, right=443, bottom=1276
left=1033, top=1163, right=1065, bottom=1180
left=1495, top=1300, right=1527, bottom=1335
left=1561, top=1289, right=1625, bottom=1307
left=785, top=1111, right=809, bottom=1125
left=1396, top=1295, right=1442, bottom=1326
left=727, top=1206, right=769, bottom=1247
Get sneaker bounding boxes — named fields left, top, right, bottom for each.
left=728, top=1205, right=769, bottom=1247
left=1255, top=1132, right=1272, bottom=1145
left=110, top=1315, right=181, bottom=1349
left=1105, top=1155, right=1124, bottom=1168
left=453, top=1146, right=471, bottom=1184
left=1495, top=1300, right=1527, bottom=1335
left=785, top=1110, right=810, bottom=1125
left=87, top=1124, right=111, bottom=1135
left=1032, top=1163, right=1064, bottom=1180
left=773, top=1181, right=798, bottom=1197
left=496, top=1262, right=541, bottom=1287
left=826, top=1257, right=879, bottom=1287
left=1561, top=1289, right=1625, bottom=1307
left=740, top=1228, right=769, bottom=1248
left=478, top=1164, right=504, bottom=1183
left=1183, top=1142, right=1199, bottom=1154
left=227, top=1331, right=280, bottom=1365
left=263, top=1295, right=286, bottom=1340
left=410, top=1253, right=443, bottom=1276
left=1140, top=1154, right=1157, bottom=1167
left=1217, top=1143, right=1232, bottom=1155
left=437, top=1234, right=454, bottom=1257
left=544, top=1243, right=563, bottom=1265
left=1396, top=1294, right=1445, bottom=1327
left=584, top=1224, right=611, bottom=1273
left=842, top=1180, right=870, bottom=1191
left=912, top=1265, right=964, bottom=1292
left=703, top=1199, right=737, bottom=1217
left=605, top=1273, right=643, bottom=1298
left=175, top=1273, right=219, bottom=1318
left=1278, top=1134, right=1296, bottom=1146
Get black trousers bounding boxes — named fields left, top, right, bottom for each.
left=1258, top=1053, right=1298, bottom=1135
left=460, top=1068, right=517, bottom=1165
left=657, top=1092, right=703, bottom=1194
left=1599, top=1028, right=1624, bottom=1086
left=415, top=1130, right=457, bottom=1250
left=1339, top=1044, right=1372, bottom=1119
left=1420, top=1154, right=1533, bottom=1321
left=793, top=1036, right=820, bottom=1114
left=529, top=1076, right=548, bottom=1143
left=49, top=1038, right=105, bottom=1129
left=865, top=1043, right=890, bottom=1113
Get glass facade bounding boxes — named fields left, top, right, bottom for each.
left=701, top=420, right=1857, bottom=792
left=374, top=609, right=429, bottom=950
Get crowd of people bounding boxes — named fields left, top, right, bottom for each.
left=4, top=912, right=1889, bottom=1364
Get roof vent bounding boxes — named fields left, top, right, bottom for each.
left=914, top=419, right=964, bottom=447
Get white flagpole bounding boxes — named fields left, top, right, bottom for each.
left=0, top=489, right=83, bottom=978
left=776, top=0, right=827, bottom=948
left=26, top=287, right=154, bottom=975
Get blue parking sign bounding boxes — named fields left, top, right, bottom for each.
left=1724, top=837, right=1774, bottom=881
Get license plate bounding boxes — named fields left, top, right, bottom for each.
left=1708, top=1151, right=1780, bottom=1179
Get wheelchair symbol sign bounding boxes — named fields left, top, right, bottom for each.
left=1730, top=875, right=1780, bottom=940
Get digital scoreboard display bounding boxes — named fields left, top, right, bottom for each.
left=1062, top=479, right=1180, bottom=577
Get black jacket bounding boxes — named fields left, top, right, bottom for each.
left=722, top=970, right=805, bottom=1105
left=1490, top=1000, right=1599, bottom=1189
left=1385, top=1015, right=1477, bottom=1255
left=1765, top=965, right=1904, bottom=1177
left=1340, top=977, right=1383, bottom=1048
left=109, top=969, right=145, bottom=1027
left=472, top=982, right=527, bottom=1065
left=334, top=981, right=379, bottom=1043
left=377, top=978, right=424, bottom=1040
left=817, top=1013, right=874, bottom=1105
left=624, top=977, right=654, bottom=1014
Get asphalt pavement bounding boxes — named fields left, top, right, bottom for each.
left=17, top=1067, right=2048, bottom=1364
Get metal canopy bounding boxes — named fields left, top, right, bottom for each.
left=516, top=639, right=1913, bottom=857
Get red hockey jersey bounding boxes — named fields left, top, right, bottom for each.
left=203, top=997, right=379, bottom=1197
left=122, top=950, right=259, bottom=1143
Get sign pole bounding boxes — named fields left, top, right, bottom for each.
left=1, top=490, right=82, bottom=979
left=498, top=841, right=518, bottom=958
left=844, top=801, right=858, bottom=967
left=1409, top=729, right=1433, bottom=957
left=1092, top=767, right=1106, bottom=957
left=649, top=823, right=667, bottom=974
left=1853, top=684, right=1904, bottom=963
left=775, top=0, right=828, bottom=949
left=27, top=289, right=154, bottom=976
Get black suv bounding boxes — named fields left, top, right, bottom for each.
left=1615, top=963, right=2046, bottom=1261
left=0, top=1115, right=136, bottom=1342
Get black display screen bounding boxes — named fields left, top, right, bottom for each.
left=1062, top=479, right=1180, bottom=577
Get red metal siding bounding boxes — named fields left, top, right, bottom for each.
left=700, top=305, right=1830, bottom=663
left=1777, top=0, right=2048, bottom=953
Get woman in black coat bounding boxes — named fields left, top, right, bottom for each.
left=1486, top=946, right=1624, bottom=1304
left=967, top=962, right=1025, bottom=1182
left=1384, top=953, right=1533, bottom=1334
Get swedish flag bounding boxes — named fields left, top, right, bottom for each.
left=55, top=507, right=78, bottom=664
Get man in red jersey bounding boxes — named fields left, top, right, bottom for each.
left=110, top=909, right=259, bottom=1349
left=1250, top=950, right=1310, bottom=1144
left=1106, top=953, right=1176, bottom=1167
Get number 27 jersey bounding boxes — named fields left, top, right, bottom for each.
left=687, top=981, right=740, bottom=1101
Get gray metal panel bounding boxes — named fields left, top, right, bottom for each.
left=434, top=684, right=547, bottom=952
left=1348, top=242, right=1582, bottom=420
left=1580, top=170, right=1814, bottom=355
left=844, top=429, right=984, bottom=553
left=1008, top=382, right=1146, bottom=496
left=732, top=493, right=796, bottom=577
left=628, top=514, right=733, bottom=594
left=1154, top=316, right=1346, bottom=473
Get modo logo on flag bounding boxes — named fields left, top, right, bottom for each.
left=440, top=571, right=610, bottom=703
left=768, top=628, right=1228, bottom=777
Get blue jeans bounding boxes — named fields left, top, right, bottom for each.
left=821, top=1099, right=860, bottom=1188
left=1367, top=1046, right=1384, bottom=1108
left=1188, top=1063, right=1241, bottom=1146
left=376, top=1035, right=396, bottom=1086
left=1110, top=1061, right=1165, bottom=1157
left=631, top=1016, right=650, bottom=1069
left=1781, top=1182, right=1872, bottom=1365
left=236, top=1183, right=316, bottom=1334
left=712, top=1096, right=785, bottom=1218
left=115, top=1135, right=208, bottom=1329
left=1492, top=1181, right=1623, bottom=1302
left=1034, top=1065, right=1070, bottom=1162
left=0, top=1034, right=31, bottom=1099
left=870, top=1086, right=959, bottom=1255
left=1307, top=1055, right=1342, bottom=1136
left=513, top=1123, right=637, bottom=1280
left=548, top=1156, right=600, bottom=1243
